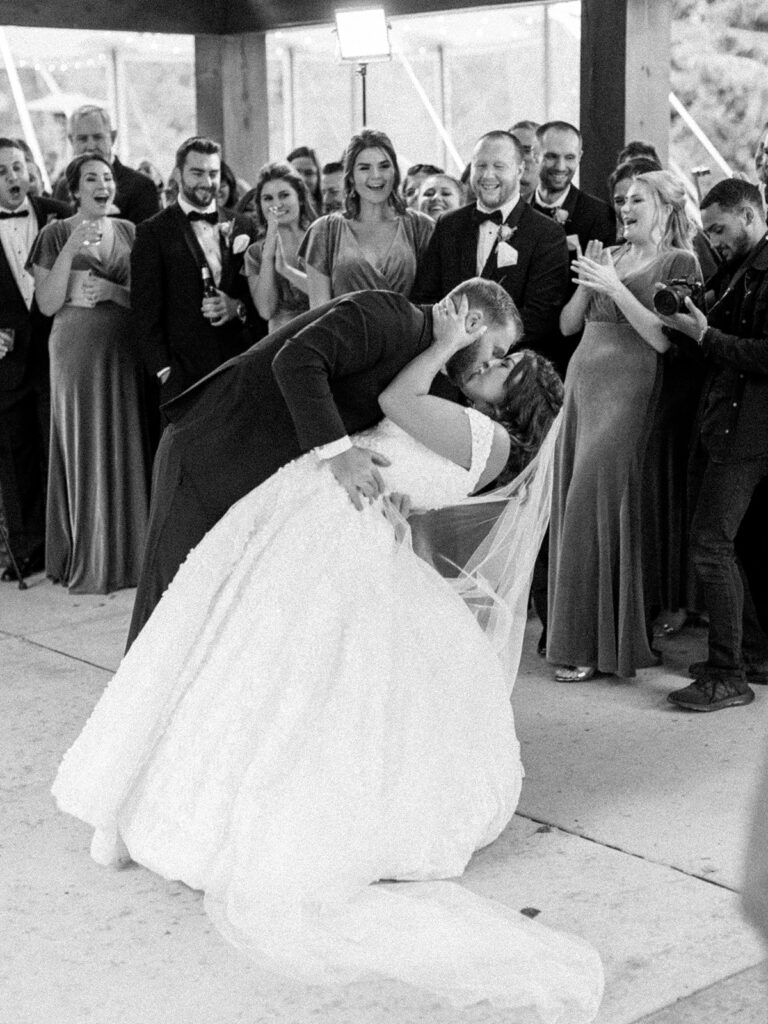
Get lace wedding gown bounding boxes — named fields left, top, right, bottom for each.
left=53, top=408, right=603, bottom=1022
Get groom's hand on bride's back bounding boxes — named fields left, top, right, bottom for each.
left=328, top=446, right=391, bottom=511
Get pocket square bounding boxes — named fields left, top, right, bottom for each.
left=497, top=241, right=518, bottom=267
left=232, top=234, right=251, bottom=255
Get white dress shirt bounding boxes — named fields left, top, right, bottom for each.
left=533, top=184, right=571, bottom=213
left=0, top=198, right=37, bottom=309
left=475, top=196, right=520, bottom=275
left=177, top=194, right=223, bottom=286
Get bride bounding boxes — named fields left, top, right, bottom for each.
left=52, top=298, right=603, bottom=1022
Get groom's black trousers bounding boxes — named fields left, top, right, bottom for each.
left=126, top=423, right=211, bottom=651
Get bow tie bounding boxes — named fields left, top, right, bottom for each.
left=472, top=208, right=504, bottom=227
left=0, top=209, right=29, bottom=220
left=187, top=210, right=218, bottom=225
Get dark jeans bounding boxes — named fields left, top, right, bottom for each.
left=689, top=447, right=768, bottom=678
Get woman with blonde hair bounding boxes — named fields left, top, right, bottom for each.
left=548, top=170, right=702, bottom=681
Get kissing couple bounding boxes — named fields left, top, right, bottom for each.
left=53, top=280, right=603, bottom=1021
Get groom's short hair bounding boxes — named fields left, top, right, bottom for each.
left=447, top=277, right=523, bottom=336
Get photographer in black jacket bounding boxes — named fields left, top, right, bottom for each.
left=660, top=178, right=768, bottom=712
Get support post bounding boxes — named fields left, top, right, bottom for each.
left=195, top=32, right=269, bottom=183
left=580, top=0, right=670, bottom=199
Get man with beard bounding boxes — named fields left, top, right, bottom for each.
left=531, top=121, right=615, bottom=254
left=130, top=136, right=259, bottom=407
left=660, top=178, right=768, bottom=711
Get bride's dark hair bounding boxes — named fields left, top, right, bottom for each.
left=492, top=350, right=563, bottom=483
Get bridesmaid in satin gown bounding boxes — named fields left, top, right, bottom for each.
left=300, top=129, right=434, bottom=306
left=28, top=154, right=150, bottom=593
left=548, top=171, right=701, bottom=680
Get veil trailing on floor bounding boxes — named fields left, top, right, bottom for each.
left=410, top=410, right=562, bottom=690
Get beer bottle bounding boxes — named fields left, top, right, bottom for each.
left=201, top=266, right=218, bottom=299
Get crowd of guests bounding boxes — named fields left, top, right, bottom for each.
left=1, top=103, right=768, bottom=717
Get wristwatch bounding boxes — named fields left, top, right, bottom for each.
left=235, top=301, right=247, bottom=324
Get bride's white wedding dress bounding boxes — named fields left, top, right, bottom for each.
left=53, top=408, right=602, bottom=1022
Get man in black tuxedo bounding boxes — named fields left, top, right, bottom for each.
left=531, top=121, right=615, bottom=254
left=0, top=139, right=68, bottom=579
left=126, top=279, right=521, bottom=647
left=412, top=130, right=569, bottom=371
left=130, top=136, right=261, bottom=408
left=53, top=105, right=158, bottom=225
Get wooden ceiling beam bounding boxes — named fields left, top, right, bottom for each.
left=0, top=0, right=525, bottom=36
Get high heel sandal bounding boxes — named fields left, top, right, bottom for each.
left=554, top=665, right=596, bottom=683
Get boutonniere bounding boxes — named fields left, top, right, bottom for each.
left=553, top=208, right=570, bottom=226
left=232, top=234, right=250, bottom=255
left=219, top=219, right=234, bottom=242
left=496, top=241, right=518, bottom=267
left=498, top=224, right=518, bottom=243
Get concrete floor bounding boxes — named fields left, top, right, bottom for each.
left=2, top=576, right=767, bottom=1024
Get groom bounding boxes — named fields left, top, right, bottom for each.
left=127, top=278, right=522, bottom=647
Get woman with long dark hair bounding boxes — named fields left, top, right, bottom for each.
left=242, top=161, right=313, bottom=332
left=27, top=153, right=150, bottom=593
left=300, top=128, right=434, bottom=307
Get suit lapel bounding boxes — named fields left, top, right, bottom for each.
left=0, top=202, right=40, bottom=308
left=218, top=214, right=234, bottom=291
left=0, top=240, right=22, bottom=308
left=171, top=202, right=210, bottom=272
left=481, top=198, right=526, bottom=282
left=562, top=186, right=580, bottom=222
left=458, top=206, right=477, bottom=282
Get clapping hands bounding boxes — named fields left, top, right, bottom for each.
left=570, top=240, right=621, bottom=298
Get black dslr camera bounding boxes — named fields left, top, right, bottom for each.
left=652, top=276, right=704, bottom=316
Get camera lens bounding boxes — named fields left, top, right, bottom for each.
left=653, top=287, right=682, bottom=316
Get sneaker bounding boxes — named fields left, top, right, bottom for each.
left=668, top=676, right=755, bottom=711
left=688, top=660, right=768, bottom=684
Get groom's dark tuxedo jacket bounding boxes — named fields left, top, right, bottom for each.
left=130, top=203, right=262, bottom=403
left=127, top=290, right=444, bottom=647
left=412, top=200, right=569, bottom=368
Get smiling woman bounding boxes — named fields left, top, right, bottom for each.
left=299, top=128, right=434, bottom=307
left=25, top=152, right=151, bottom=594
left=548, top=171, right=703, bottom=681
left=241, top=161, right=313, bottom=331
